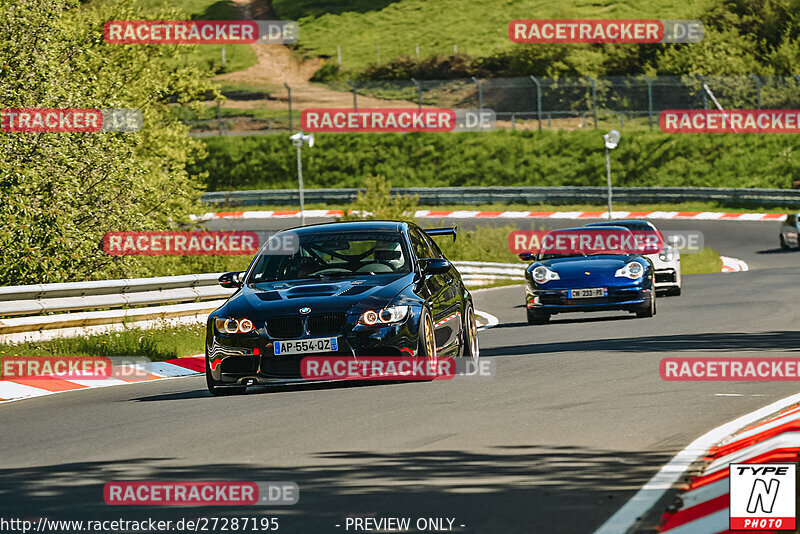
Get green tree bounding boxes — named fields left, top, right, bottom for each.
left=0, top=0, right=217, bottom=284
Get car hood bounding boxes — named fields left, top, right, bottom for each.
left=219, top=273, right=417, bottom=318
left=538, top=255, right=634, bottom=275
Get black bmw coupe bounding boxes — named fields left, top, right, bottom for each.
left=205, top=220, right=479, bottom=395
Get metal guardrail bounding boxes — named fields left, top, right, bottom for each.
left=0, top=264, right=523, bottom=340
left=202, top=187, right=800, bottom=208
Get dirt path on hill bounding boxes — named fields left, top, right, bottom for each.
left=215, top=0, right=412, bottom=110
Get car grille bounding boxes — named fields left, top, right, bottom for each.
left=266, top=317, right=304, bottom=339
left=307, top=313, right=346, bottom=335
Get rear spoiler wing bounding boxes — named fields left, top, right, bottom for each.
left=424, top=226, right=458, bottom=241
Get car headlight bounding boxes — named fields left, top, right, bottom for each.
left=215, top=317, right=255, bottom=334
left=658, top=247, right=675, bottom=262
left=615, top=261, right=644, bottom=279
left=532, top=265, right=560, bottom=284
left=359, top=306, right=410, bottom=326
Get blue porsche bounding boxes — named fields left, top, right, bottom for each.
left=520, top=226, right=656, bottom=324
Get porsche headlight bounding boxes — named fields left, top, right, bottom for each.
left=215, top=317, right=255, bottom=334
left=615, top=261, right=644, bottom=279
left=658, top=247, right=675, bottom=262
left=532, top=265, right=560, bottom=284
left=359, top=306, right=410, bottom=326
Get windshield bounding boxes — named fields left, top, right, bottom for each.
left=247, top=231, right=411, bottom=283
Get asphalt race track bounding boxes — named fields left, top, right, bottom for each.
left=2, top=218, right=800, bottom=533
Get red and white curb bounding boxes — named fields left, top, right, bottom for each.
left=0, top=356, right=204, bottom=404
left=594, top=392, right=800, bottom=534
left=195, top=209, right=787, bottom=222
left=721, top=256, right=749, bottom=273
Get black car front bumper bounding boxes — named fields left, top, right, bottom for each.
left=207, top=311, right=422, bottom=384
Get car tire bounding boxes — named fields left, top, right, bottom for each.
left=780, top=234, right=789, bottom=250
left=417, top=308, right=438, bottom=380
left=461, top=302, right=480, bottom=367
left=667, top=286, right=682, bottom=297
left=636, top=285, right=657, bottom=318
left=206, top=359, right=246, bottom=396
left=526, top=308, right=550, bottom=325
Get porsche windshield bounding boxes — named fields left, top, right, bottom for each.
left=247, top=231, right=411, bottom=282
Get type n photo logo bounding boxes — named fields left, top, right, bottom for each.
left=729, top=463, right=796, bottom=531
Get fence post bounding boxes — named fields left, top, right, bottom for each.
left=347, top=81, right=358, bottom=112
left=415, top=44, right=419, bottom=58
left=454, top=44, right=458, bottom=55
left=642, top=75, right=653, bottom=131
left=377, top=45, right=380, bottom=64
left=217, top=101, right=222, bottom=136
left=471, top=76, right=483, bottom=111
left=411, top=77, right=422, bottom=110
left=751, top=74, right=762, bottom=109
left=284, top=82, right=292, bottom=132
left=337, top=45, right=342, bottom=66
left=585, top=75, right=598, bottom=128
left=529, top=75, right=542, bottom=131
left=221, top=46, right=226, bottom=67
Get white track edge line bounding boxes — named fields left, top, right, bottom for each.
left=593, top=391, right=800, bottom=534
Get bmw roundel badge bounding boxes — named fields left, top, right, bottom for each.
left=299, top=307, right=311, bottom=314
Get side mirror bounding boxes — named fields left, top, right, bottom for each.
left=419, top=258, right=451, bottom=275
left=519, top=252, right=535, bottom=262
left=219, top=271, right=244, bottom=289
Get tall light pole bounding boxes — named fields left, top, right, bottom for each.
left=602, top=129, right=620, bottom=220
left=289, top=132, right=314, bottom=226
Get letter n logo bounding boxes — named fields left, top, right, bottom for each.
left=746, top=479, right=779, bottom=513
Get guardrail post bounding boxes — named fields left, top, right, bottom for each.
left=751, top=74, right=762, bottom=109
left=585, top=75, right=598, bottom=128
left=347, top=81, right=358, bottom=112
left=529, top=75, right=542, bottom=131
left=217, top=101, right=222, bottom=136
left=642, top=75, right=653, bottom=131
left=284, top=82, right=293, bottom=132
left=471, top=76, right=483, bottom=111
left=411, top=77, right=422, bottom=110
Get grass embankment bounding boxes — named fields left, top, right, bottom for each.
left=272, top=0, right=702, bottom=72
left=195, top=130, right=800, bottom=193
left=2, top=324, right=205, bottom=360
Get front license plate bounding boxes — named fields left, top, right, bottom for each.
left=568, top=287, right=607, bottom=299
left=274, top=337, right=338, bottom=355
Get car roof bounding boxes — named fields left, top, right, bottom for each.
left=279, top=220, right=407, bottom=235
left=550, top=225, right=633, bottom=233
left=585, top=220, right=657, bottom=230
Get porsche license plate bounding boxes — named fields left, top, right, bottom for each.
left=568, top=288, right=607, bottom=299
left=274, top=337, right=338, bottom=355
